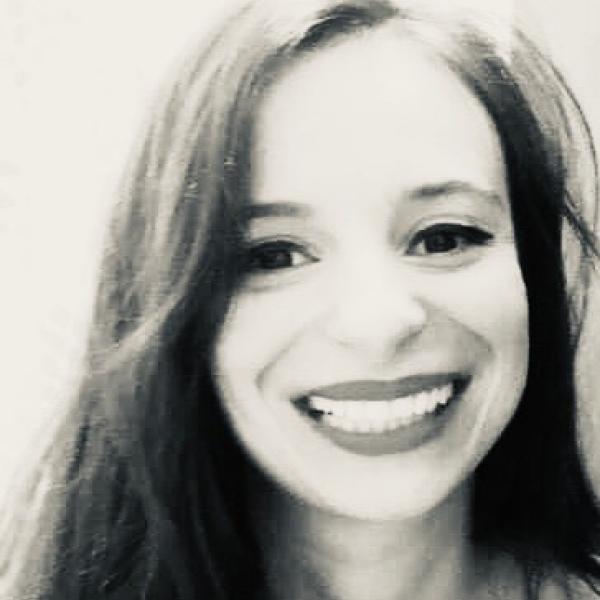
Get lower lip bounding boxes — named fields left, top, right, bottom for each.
left=295, top=381, right=466, bottom=456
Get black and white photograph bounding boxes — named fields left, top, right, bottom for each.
left=1, top=1, right=600, bottom=598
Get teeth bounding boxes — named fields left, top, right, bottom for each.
left=307, top=383, right=454, bottom=433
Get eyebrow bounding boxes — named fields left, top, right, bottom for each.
left=241, top=202, right=313, bottom=221
left=242, top=180, right=503, bottom=222
left=407, top=180, right=503, bottom=206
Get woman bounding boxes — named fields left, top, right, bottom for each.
left=5, top=0, right=600, bottom=598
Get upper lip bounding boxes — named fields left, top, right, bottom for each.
left=307, top=373, right=461, bottom=401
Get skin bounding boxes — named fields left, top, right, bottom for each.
left=213, top=26, right=529, bottom=600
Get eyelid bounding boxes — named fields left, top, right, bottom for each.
left=406, top=219, right=492, bottom=242
left=411, top=221, right=492, bottom=240
left=244, top=235, right=318, bottom=256
left=406, top=222, right=494, bottom=258
left=241, top=237, right=320, bottom=277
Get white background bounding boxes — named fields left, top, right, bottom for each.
left=0, top=0, right=599, bottom=496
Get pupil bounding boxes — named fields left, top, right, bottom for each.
left=425, top=232, right=457, bottom=253
left=256, top=248, right=291, bottom=269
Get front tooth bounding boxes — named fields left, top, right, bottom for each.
left=394, top=398, right=415, bottom=419
left=345, top=401, right=366, bottom=420
left=359, top=401, right=371, bottom=419
left=336, top=413, right=352, bottom=427
left=431, top=386, right=447, bottom=409
left=309, top=396, right=333, bottom=413
left=325, top=414, right=341, bottom=428
left=417, top=391, right=431, bottom=411
left=381, top=400, right=395, bottom=419
left=345, top=420, right=363, bottom=433
left=426, top=392, right=439, bottom=412
left=325, top=413, right=344, bottom=429
left=371, top=420, right=387, bottom=433
left=357, top=420, right=371, bottom=433
left=390, top=401, right=404, bottom=419
left=409, top=393, right=423, bottom=415
left=433, top=384, right=451, bottom=405
left=418, top=392, right=432, bottom=414
left=373, top=401, right=392, bottom=420
left=311, top=383, right=454, bottom=430
left=367, top=402, right=382, bottom=420
left=336, top=418, right=353, bottom=432
left=440, top=383, right=453, bottom=404
left=426, top=388, right=442, bottom=411
left=339, top=402, right=355, bottom=420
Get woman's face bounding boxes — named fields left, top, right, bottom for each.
left=213, top=28, right=529, bottom=520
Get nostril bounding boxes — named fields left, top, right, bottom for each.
left=320, top=287, right=428, bottom=357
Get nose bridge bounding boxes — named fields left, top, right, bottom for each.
left=321, top=253, right=427, bottom=357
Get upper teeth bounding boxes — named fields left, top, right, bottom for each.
left=307, top=383, right=453, bottom=432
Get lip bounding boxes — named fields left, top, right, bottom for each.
left=307, top=372, right=462, bottom=401
left=294, top=376, right=469, bottom=456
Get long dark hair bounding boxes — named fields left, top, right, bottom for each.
left=5, top=1, right=599, bottom=598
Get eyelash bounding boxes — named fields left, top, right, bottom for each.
left=241, top=224, right=493, bottom=275
left=241, top=240, right=317, bottom=273
left=407, top=223, right=493, bottom=256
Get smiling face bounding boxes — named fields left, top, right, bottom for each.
left=212, top=27, right=529, bottom=520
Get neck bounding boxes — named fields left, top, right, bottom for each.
left=248, top=477, right=483, bottom=600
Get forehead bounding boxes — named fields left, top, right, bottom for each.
left=251, top=26, right=507, bottom=210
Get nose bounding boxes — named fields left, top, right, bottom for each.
left=320, top=257, right=428, bottom=363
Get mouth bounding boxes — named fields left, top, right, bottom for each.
left=293, top=374, right=469, bottom=455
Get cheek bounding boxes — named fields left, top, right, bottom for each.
left=423, top=246, right=529, bottom=457
left=424, top=246, right=528, bottom=360
left=212, top=283, right=322, bottom=396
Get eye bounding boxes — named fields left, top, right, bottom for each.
left=242, top=240, right=317, bottom=272
left=408, top=224, right=493, bottom=256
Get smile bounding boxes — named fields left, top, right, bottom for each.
left=307, top=383, right=453, bottom=433
left=294, top=374, right=468, bottom=455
